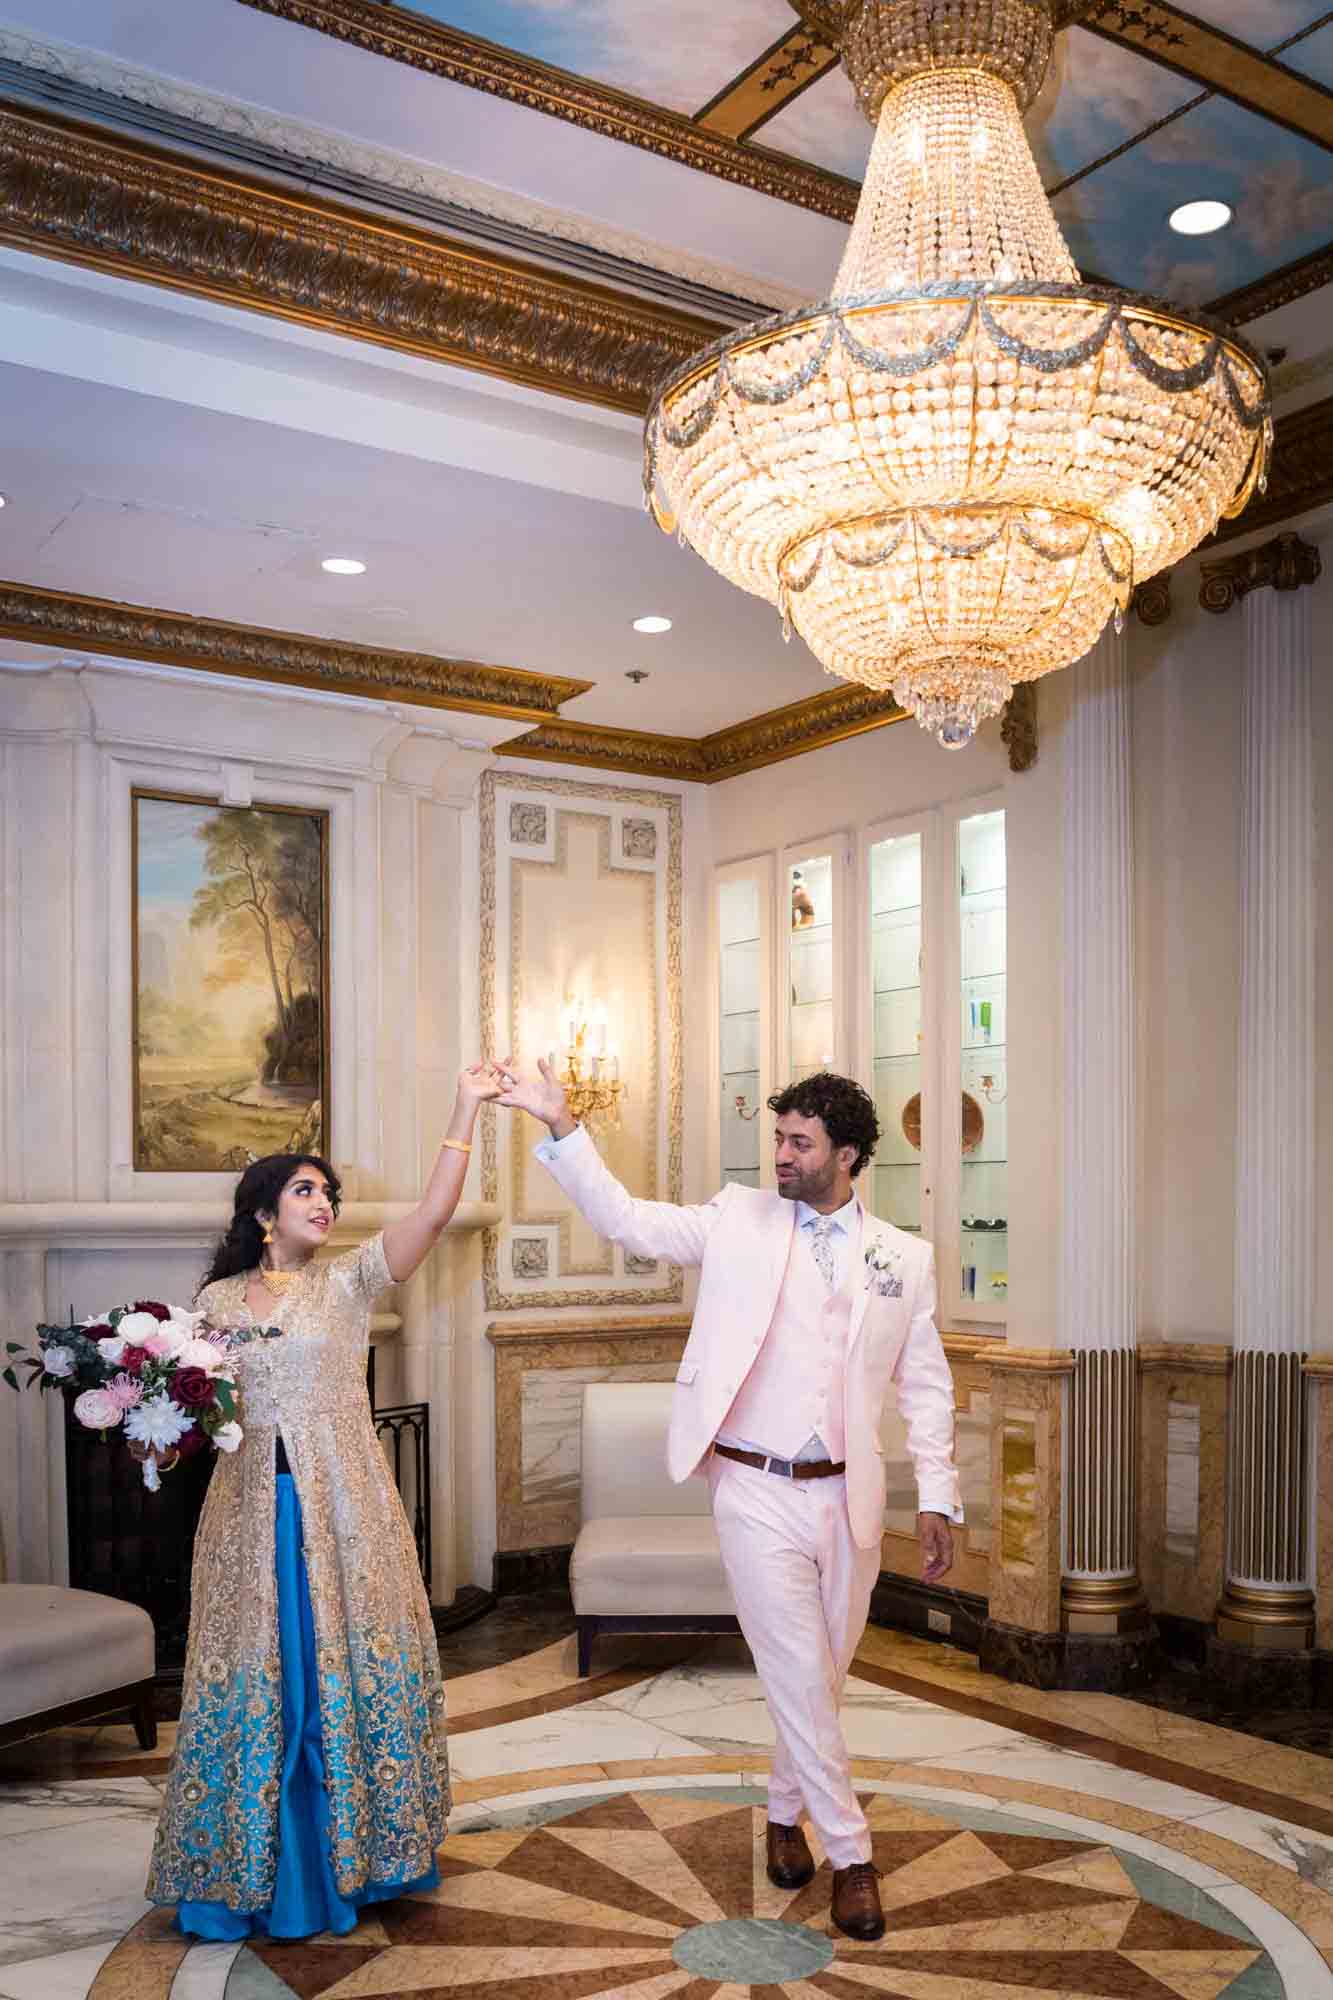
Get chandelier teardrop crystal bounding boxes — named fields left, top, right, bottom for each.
left=643, top=0, right=1271, bottom=746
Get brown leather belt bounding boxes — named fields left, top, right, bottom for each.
left=713, top=1443, right=846, bottom=1480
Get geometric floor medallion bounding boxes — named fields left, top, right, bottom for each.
left=225, top=1784, right=1284, bottom=1999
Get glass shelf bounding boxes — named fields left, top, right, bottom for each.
left=957, top=808, right=1006, bottom=1322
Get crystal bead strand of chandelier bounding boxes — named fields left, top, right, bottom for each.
left=833, top=68, right=1079, bottom=296
left=1058, top=627, right=1150, bottom=1663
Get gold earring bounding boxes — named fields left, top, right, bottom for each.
left=261, top=1222, right=275, bottom=1246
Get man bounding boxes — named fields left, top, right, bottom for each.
left=497, top=1062, right=961, bottom=1942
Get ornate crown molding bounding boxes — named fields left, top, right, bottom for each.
left=235, top=0, right=860, bottom=223
left=0, top=103, right=724, bottom=416
left=0, top=582, right=592, bottom=721
left=1000, top=684, right=1038, bottom=773
left=1198, top=532, right=1323, bottom=614
left=499, top=682, right=909, bottom=784
left=1210, top=241, right=1333, bottom=327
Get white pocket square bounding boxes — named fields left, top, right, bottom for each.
left=675, top=1360, right=699, bottom=1385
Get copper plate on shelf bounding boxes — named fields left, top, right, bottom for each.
left=902, top=1091, right=984, bottom=1153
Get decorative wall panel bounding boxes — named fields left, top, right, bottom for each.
left=479, top=771, right=683, bottom=1309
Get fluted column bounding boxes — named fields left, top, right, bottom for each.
left=1059, top=627, right=1148, bottom=1638
left=1204, top=539, right=1320, bottom=1650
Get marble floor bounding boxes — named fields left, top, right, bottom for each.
left=4, top=1626, right=1333, bottom=2000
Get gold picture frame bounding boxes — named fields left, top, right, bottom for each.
left=131, top=789, right=331, bottom=1172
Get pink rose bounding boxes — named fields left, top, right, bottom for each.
left=142, top=1327, right=188, bottom=1361
left=73, top=1388, right=123, bottom=1430
left=107, top=1373, right=144, bottom=1412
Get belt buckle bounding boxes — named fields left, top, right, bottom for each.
left=765, top=1455, right=795, bottom=1478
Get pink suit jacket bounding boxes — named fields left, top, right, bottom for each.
left=536, top=1126, right=961, bottom=1549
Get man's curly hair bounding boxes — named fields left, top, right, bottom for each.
left=767, top=1072, right=880, bottom=1178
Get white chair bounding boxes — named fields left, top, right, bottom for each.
left=570, top=1381, right=738, bottom=1675
left=0, top=1583, right=157, bottom=1749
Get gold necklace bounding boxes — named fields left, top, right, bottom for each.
left=258, top=1263, right=307, bottom=1296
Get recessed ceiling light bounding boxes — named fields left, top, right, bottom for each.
left=321, top=556, right=367, bottom=575
left=632, top=614, right=672, bottom=634
left=1168, top=200, right=1232, bottom=236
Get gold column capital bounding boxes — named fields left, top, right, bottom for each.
left=1199, top=531, right=1322, bottom=614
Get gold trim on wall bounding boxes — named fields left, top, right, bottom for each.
left=0, top=103, right=725, bottom=418
left=0, top=581, right=591, bottom=722
left=478, top=770, right=684, bottom=1311
left=499, top=682, right=909, bottom=784
left=233, top=0, right=860, bottom=223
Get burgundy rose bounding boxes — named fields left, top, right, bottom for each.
left=119, top=1345, right=150, bottom=1374
left=174, top=1424, right=209, bottom=1459
left=83, top=1323, right=114, bottom=1341
left=133, top=1300, right=172, bottom=1321
left=169, top=1366, right=215, bottom=1410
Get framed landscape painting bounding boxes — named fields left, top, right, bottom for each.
left=132, top=791, right=330, bottom=1172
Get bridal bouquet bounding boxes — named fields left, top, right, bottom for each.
left=5, top=1300, right=244, bottom=1490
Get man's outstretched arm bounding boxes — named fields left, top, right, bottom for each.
left=497, top=1057, right=725, bottom=1269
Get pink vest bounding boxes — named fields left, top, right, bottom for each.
left=718, top=1218, right=856, bottom=1460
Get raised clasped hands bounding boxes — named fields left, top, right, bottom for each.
left=454, top=1061, right=510, bottom=1110
left=493, top=1055, right=573, bottom=1134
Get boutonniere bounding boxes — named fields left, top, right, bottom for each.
left=864, top=1240, right=904, bottom=1298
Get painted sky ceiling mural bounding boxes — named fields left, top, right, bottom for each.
left=353, top=0, right=1333, bottom=311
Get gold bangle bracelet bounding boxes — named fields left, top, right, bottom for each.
left=442, top=1137, right=472, bottom=1154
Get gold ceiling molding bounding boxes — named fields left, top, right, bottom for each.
left=0, top=582, right=592, bottom=722
left=499, top=681, right=908, bottom=784
left=0, top=103, right=724, bottom=417
left=1084, top=1, right=1333, bottom=152
left=234, top=0, right=860, bottom=223
left=695, top=23, right=841, bottom=143
left=1209, top=241, right=1333, bottom=327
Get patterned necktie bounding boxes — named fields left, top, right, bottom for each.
left=810, top=1216, right=838, bottom=1291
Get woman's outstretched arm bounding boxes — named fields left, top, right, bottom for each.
left=382, top=1064, right=503, bottom=1282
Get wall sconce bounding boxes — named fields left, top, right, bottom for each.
left=733, top=1091, right=759, bottom=1121
left=978, top=1072, right=1008, bottom=1103
left=551, top=996, right=626, bottom=1133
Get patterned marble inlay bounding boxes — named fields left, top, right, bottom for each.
left=200, top=1782, right=1285, bottom=1999
left=1166, top=1398, right=1202, bottom=1562
left=958, top=1389, right=994, bottom=1554
left=520, top=1361, right=679, bottom=1507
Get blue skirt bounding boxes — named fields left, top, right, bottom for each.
left=176, top=1473, right=440, bottom=1941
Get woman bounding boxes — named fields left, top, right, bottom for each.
left=147, top=1063, right=502, bottom=1940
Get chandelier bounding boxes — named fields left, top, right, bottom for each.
left=643, top=0, right=1271, bottom=746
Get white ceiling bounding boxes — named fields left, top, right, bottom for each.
left=0, top=0, right=1326, bottom=748
left=0, top=252, right=831, bottom=736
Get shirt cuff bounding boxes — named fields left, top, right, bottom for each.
left=534, top=1123, right=587, bottom=1165
left=918, top=1493, right=965, bottom=1525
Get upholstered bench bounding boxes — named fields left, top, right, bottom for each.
left=0, top=1582, right=157, bottom=1750
left=571, top=1381, right=739, bottom=1675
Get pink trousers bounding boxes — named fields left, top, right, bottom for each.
left=707, top=1452, right=881, bottom=1868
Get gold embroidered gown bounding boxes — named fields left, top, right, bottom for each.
left=147, top=1235, right=450, bottom=1915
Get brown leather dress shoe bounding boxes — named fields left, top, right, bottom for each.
left=765, top=1820, right=815, bottom=1890
left=831, top=1860, right=885, bottom=1940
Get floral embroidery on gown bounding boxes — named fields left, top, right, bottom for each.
left=147, top=1234, right=450, bottom=1919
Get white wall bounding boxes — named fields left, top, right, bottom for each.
left=0, top=658, right=710, bottom=1593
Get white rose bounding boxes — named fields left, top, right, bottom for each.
left=177, top=1337, right=227, bottom=1375
left=151, top=1324, right=190, bottom=1360
left=167, top=1305, right=204, bottom=1329
left=115, top=1311, right=162, bottom=1344
left=42, top=1345, right=75, bottom=1379
left=212, top=1421, right=243, bottom=1453
left=97, top=1335, right=128, bottom=1365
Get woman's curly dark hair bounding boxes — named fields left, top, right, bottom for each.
left=199, top=1153, right=342, bottom=1293
left=767, top=1072, right=880, bottom=1178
